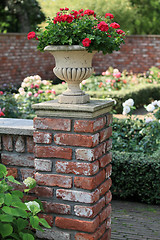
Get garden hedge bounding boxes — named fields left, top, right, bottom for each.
left=54, top=83, right=160, bottom=113
left=111, top=150, right=160, bottom=204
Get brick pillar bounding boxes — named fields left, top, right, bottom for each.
left=32, top=99, right=114, bottom=240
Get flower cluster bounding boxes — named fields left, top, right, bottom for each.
left=25, top=201, right=40, bottom=212
left=122, top=98, right=134, bottom=115
left=145, top=100, right=160, bottom=122
left=23, top=177, right=36, bottom=189
left=28, top=8, right=126, bottom=54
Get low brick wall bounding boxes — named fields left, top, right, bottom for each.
left=1, top=33, right=160, bottom=88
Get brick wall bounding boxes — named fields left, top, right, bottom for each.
left=1, top=33, right=160, bottom=88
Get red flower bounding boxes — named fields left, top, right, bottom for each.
left=65, top=7, right=69, bottom=11
left=27, top=32, right=36, bottom=40
left=84, top=9, right=95, bottom=16
left=79, top=9, right=83, bottom=13
left=82, top=38, right=91, bottom=47
left=66, top=14, right=74, bottom=23
left=60, top=8, right=64, bottom=11
left=110, top=22, right=120, bottom=29
left=97, top=21, right=109, bottom=32
left=105, top=13, right=114, bottom=19
left=116, top=29, right=125, bottom=35
left=0, top=91, right=3, bottom=95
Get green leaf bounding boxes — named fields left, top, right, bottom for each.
left=6, top=176, right=21, bottom=185
left=0, top=214, right=13, bottom=222
left=39, top=218, right=51, bottom=228
left=4, top=193, right=12, bottom=206
left=2, top=206, right=28, bottom=218
left=0, top=223, right=13, bottom=238
left=29, top=216, right=39, bottom=229
left=0, top=164, right=7, bottom=178
left=12, top=190, right=23, bottom=199
left=20, top=232, right=34, bottom=240
left=17, top=218, right=28, bottom=232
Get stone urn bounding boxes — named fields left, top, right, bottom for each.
left=44, top=45, right=97, bottom=104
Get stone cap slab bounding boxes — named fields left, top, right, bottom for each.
left=0, top=118, right=34, bottom=135
left=32, top=99, right=114, bottom=118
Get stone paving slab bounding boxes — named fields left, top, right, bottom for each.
left=111, top=200, right=160, bottom=240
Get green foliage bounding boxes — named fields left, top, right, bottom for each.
left=111, top=150, right=160, bottom=204
left=112, top=117, right=160, bottom=154
left=0, top=164, right=51, bottom=240
left=0, top=0, right=45, bottom=33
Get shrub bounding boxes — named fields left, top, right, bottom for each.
left=111, top=151, right=160, bottom=204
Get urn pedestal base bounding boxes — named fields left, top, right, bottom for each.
left=58, top=93, right=90, bottom=104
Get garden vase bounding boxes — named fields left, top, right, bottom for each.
left=44, top=45, right=97, bottom=104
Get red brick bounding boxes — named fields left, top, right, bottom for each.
left=20, top=168, right=35, bottom=180
left=34, top=117, right=71, bottom=131
left=38, top=213, right=53, bottom=227
left=42, top=201, right=71, bottom=214
left=26, top=136, right=34, bottom=153
left=106, top=191, right=112, bottom=205
left=107, top=114, right=113, bottom=126
left=33, top=131, right=52, bottom=144
left=74, top=197, right=105, bottom=218
left=1, top=153, right=34, bottom=167
left=76, top=143, right=105, bottom=162
left=34, top=159, right=52, bottom=171
left=56, top=160, right=99, bottom=176
left=98, top=178, right=112, bottom=197
left=106, top=164, right=112, bottom=179
left=99, top=204, right=111, bottom=224
left=75, top=222, right=106, bottom=240
left=34, top=145, right=72, bottom=160
left=99, top=152, right=112, bottom=168
left=56, top=189, right=99, bottom=204
left=35, top=186, right=53, bottom=198
left=106, top=139, right=112, bottom=152
left=99, top=126, right=112, bottom=143
left=74, top=169, right=105, bottom=190
left=74, top=117, right=106, bottom=133
left=55, top=216, right=99, bottom=233
left=2, top=135, right=13, bottom=151
left=35, top=173, right=72, bottom=188
left=6, top=167, right=18, bottom=178
left=100, top=228, right=111, bottom=240
left=54, top=133, right=99, bottom=147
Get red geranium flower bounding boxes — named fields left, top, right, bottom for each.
left=27, top=32, right=36, bottom=40
left=60, top=8, right=64, bottom=11
left=84, top=9, right=95, bottom=16
left=0, top=91, right=3, bottom=95
left=116, top=29, right=125, bottom=35
left=65, top=7, right=69, bottom=11
left=97, top=21, right=109, bottom=32
left=105, top=13, right=114, bottom=19
left=82, top=38, right=91, bottom=47
left=110, top=22, right=120, bottom=29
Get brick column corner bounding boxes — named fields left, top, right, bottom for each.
left=32, top=99, right=114, bottom=240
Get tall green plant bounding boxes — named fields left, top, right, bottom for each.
left=0, top=164, right=51, bottom=240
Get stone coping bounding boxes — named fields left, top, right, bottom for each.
left=32, top=99, right=114, bottom=118
left=0, top=118, right=34, bottom=136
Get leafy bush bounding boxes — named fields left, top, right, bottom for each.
left=111, top=151, right=160, bottom=204
left=0, top=164, right=51, bottom=239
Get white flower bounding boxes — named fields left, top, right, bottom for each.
left=113, top=68, right=119, bottom=74
left=23, top=177, right=36, bottom=188
left=14, top=94, right=19, bottom=99
left=21, top=82, right=26, bottom=88
left=122, top=106, right=130, bottom=115
left=123, top=98, right=134, bottom=107
left=18, top=87, right=24, bottom=93
left=25, top=201, right=40, bottom=212
left=152, top=100, right=158, bottom=106
left=146, top=104, right=155, bottom=112
left=145, top=118, right=153, bottom=123
left=157, top=100, right=160, bottom=107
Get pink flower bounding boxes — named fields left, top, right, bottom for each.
left=34, top=93, right=39, bottom=97
left=30, top=84, right=34, bottom=89
left=113, top=72, right=121, bottom=78
left=34, top=84, right=39, bottom=88
left=105, top=13, right=114, bottom=19
left=27, top=32, right=36, bottom=40
left=45, top=90, right=52, bottom=94
left=0, top=91, right=3, bottom=95
left=27, top=92, right=32, bottom=97
left=82, top=38, right=91, bottom=47
left=110, top=22, right=120, bottom=29
left=62, top=82, right=66, bottom=85
left=38, top=90, right=43, bottom=94
left=51, top=89, right=56, bottom=94
left=97, top=21, right=109, bottom=32
left=82, top=80, right=86, bottom=85
left=106, top=79, right=111, bottom=83
left=116, top=29, right=125, bottom=35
